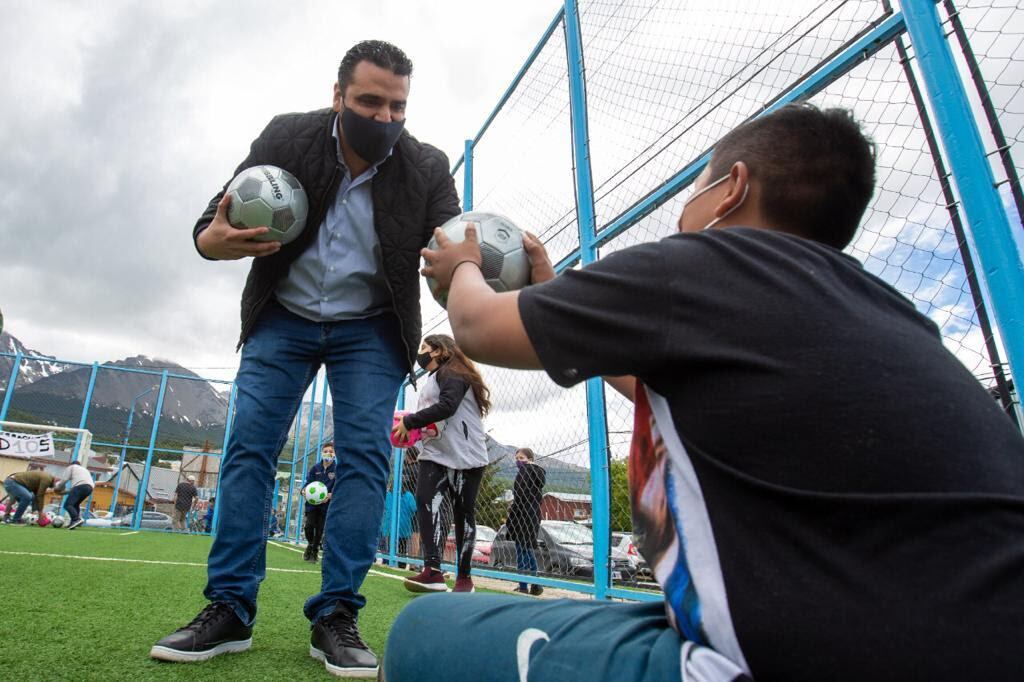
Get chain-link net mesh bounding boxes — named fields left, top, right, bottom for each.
left=950, top=0, right=1024, bottom=198
left=276, top=373, right=333, bottom=545
left=383, top=0, right=1022, bottom=596
left=580, top=0, right=884, bottom=229
left=0, top=353, right=233, bottom=532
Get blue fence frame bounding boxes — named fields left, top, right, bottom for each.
left=1, top=0, right=1019, bottom=601
left=410, top=0, right=1023, bottom=600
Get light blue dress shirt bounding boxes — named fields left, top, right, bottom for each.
left=275, top=115, right=392, bottom=321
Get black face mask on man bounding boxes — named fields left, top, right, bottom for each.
left=340, top=106, right=404, bottom=165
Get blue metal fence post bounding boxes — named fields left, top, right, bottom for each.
left=286, top=400, right=306, bottom=540
left=111, top=384, right=158, bottom=515
left=74, top=363, right=99, bottom=463
left=271, top=476, right=281, bottom=534
left=899, top=0, right=1024, bottom=388
left=0, top=351, right=23, bottom=421
left=296, top=376, right=319, bottom=539
left=316, top=371, right=329, bottom=452
left=284, top=458, right=297, bottom=541
left=60, top=362, right=99, bottom=515
left=211, top=382, right=237, bottom=536
left=387, top=386, right=407, bottom=567
left=133, top=370, right=169, bottom=530
left=563, top=0, right=612, bottom=600
left=463, top=139, right=474, bottom=212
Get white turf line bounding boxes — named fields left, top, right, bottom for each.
left=0, top=550, right=314, bottom=573
left=118, top=531, right=139, bottom=536
left=1, top=546, right=407, bottom=582
left=267, top=540, right=406, bottom=582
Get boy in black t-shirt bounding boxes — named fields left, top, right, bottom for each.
left=383, top=104, right=1024, bottom=682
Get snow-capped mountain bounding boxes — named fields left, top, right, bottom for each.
left=0, top=331, right=65, bottom=388
left=17, top=354, right=229, bottom=426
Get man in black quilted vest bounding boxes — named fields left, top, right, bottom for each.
left=150, top=40, right=460, bottom=678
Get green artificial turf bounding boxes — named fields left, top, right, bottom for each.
left=0, top=525, right=429, bottom=680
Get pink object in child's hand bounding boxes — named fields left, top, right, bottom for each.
left=391, top=410, right=422, bottom=448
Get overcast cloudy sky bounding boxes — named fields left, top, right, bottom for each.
left=0, top=0, right=557, bottom=382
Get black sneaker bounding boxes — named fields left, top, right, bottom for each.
left=312, top=548, right=320, bottom=563
left=529, top=584, right=545, bottom=596
left=149, top=602, right=253, bottom=662
left=304, top=545, right=314, bottom=562
left=68, top=518, right=85, bottom=530
left=310, top=603, right=378, bottom=678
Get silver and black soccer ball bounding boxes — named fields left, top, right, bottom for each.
left=225, top=165, right=309, bottom=245
left=50, top=515, right=65, bottom=528
left=426, top=212, right=531, bottom=308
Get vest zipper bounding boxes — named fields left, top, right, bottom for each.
left=371, top=172, right=416, bottom=385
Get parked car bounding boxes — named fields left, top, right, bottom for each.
left=612, top=532, right=650, bottom=579
left=490, top=520, right=637, bottom=583
left=83, top=513, right=119, bottom=528
left=44, top=504, right=112, bottom=524
left=442, top=525, right=496, bottom=564
left=96, top=511, right=173, bottom=530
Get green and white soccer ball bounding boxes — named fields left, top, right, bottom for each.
left=303, top=481, right=329, bottom=505
left=425, top=211, right=531, bottom=308
left=226, top=165, right=309, bottom=245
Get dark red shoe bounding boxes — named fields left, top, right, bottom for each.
left=403, top=567, right=448, bottom=593
left=452, top=576, right=475, bottom=593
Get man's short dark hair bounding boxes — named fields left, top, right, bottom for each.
left=322, top=441, right=334, bottom=450
left=338, top=40, right=413, bottom=94
left=707, top=103, right=876, bottom=250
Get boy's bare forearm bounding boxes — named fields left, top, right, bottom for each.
left=447, top=265, right=543, bottom=370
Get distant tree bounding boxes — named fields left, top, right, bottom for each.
left=609, top=458, right=632, bottom=532
left=476, top=461, right=511, bottom=530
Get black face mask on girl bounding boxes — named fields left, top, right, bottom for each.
left=340, top=106, right=405, bottom=165
left=416, top=351, right=433, bottom=370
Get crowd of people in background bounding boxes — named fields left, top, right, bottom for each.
left=0, top=458, right=218, bottom=532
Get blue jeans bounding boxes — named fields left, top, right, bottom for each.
left=515, top=543, right=538, bottom=591
left=203, top=302, right=407, bottom=625
left=64, top=484, right=93, bottom=523
left=3, top=479, right=34, bottom=522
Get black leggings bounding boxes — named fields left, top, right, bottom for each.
left=304, top=503, right=327, bottom=551
left=415, top=460, right=484, bottom=576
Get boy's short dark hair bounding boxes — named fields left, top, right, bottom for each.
left=322, top=441, right=334, bottom=450
left=338, top=40, right=413, bottom=94
left=707, top=103, right=876, bottom=250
